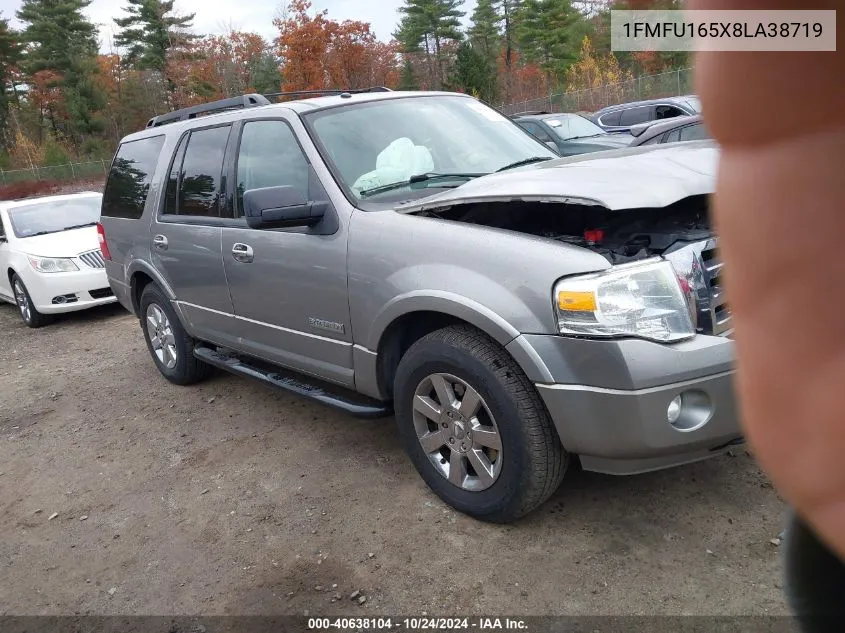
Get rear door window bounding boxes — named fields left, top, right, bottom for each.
left=174, top=125, right=232, bottom=218
left=102, top=136, right=166, bottom=219
left=620, top=106, right=654, bottom=126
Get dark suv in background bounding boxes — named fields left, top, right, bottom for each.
left=512, top=112, right=631, bottom=156
left=590, top=95, right=702, bottom=133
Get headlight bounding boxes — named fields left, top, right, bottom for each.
left=28, top=256, right=79, bottom=273
left=555, top=259, right=695, bottom=343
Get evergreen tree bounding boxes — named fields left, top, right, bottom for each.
left=468, top=0, right=501, bottom=64
left=499, top=0, right=521, bottom=69
left=114, top=0, right=196, bottom=72
left=17, top=0, right=98, bottom=75
left=0, top=16, right=22, bottom=149
left=17, top=0, right=104, bottom=144
left=249, top=52, right=282, bottom=95
left=515, top=0, right=583, bottom=86
left=449, top=41, right=497, bottom=102
left=397, top=58, right=419, bottom=90
left=394, top=0, right=465, bottom=88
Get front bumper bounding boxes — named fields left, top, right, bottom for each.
left=23, top=267, right=117, bottom=314
left=508, top=334, right=742, bottom=475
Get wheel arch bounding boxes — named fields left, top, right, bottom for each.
left=127, top=261, right=175, bottom=316
left=368, top=293, right=536, bottom=401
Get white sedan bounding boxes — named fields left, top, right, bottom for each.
left=0, top=192, right=117, bottom=328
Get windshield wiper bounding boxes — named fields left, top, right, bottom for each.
left=496, top=157, right=554, bottom=172
left=63, top=222, right=98, bottom=230
left=359, top=173, right=487, bottom=198
left=566, top=134, right=606, bottom=141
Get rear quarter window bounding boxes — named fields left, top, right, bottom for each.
left=102, top=135, right=166, bottom=219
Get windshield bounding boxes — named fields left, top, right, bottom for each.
left=305, top=95, right=557, bottom=202
left=8, top=196, right=102, bottom=239
left=545, top=115, right=606, bottom=140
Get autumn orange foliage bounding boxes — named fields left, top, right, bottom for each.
left=274, top=0, right=399, bottom=92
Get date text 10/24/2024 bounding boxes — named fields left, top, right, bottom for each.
left=308, top=618, right=529, bottom=631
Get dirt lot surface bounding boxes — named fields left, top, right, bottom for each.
left=0, top=302, right=790, bottom=616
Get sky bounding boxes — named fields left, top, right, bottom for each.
left=1, top=0, right=479, bottom=50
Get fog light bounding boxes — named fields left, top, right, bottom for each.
left=667, top=396, right=683, bottom=425
left=667, top=391, right=714, bottom=432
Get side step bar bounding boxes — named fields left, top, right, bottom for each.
left=194, top=346, right=393, bottom=420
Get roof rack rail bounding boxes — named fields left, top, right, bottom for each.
left=145, top=87, right=393, bottom=129
left=262, top=86, right=393, bottom=101
left=147, top=94, right=271, bottom=128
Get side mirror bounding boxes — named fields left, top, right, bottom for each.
left=243, top=186, right=326, bottom=230
left=0, top=234, right=7, bottom=244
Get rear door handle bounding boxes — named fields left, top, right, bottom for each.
left=232, top=243, right=254, bottom=263
left=153, top=235, right=168, bottom=251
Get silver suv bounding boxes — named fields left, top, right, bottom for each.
left=99, top=89, right=740, bottom=522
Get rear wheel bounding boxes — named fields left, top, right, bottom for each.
left=11, top=274, right=50, bottom=328
left=394, top=325, right=568, bottom=523
left=139, top=284, right=212, bottom=385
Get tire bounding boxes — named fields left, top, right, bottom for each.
left=11, top=273, right=50, bottom=328
left=394, top=325, right=568, bottom=523
left=139, top=284, right=213, bottom=386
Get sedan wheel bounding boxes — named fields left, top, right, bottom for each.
left=145, top=303, right=178, bottom=370
left=13, top=279, right=31, bottom=323
left=10, top=274, right=49, bottom=328
left=412, top=372, right=504, bottom=492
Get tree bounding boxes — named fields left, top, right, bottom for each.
left=565, top=35, right=632, bottom=109
left=449, top=41, right=497, bottom=102
left=498, top=0, right=521, bottom=69
left=17, top=0, right=105, bottom=145
left=394, top=0, right=465, bottom=88
left=468, top=0, right=501, bottom=64
left=274, top=1, right=398, bottom=92
left=515, top=0, right=583, bottom=87
left=397, top=58, right=419, bottom=90
left=114, top=0, right=196, bottom=73
left=0, top=16, right=22, bottom=149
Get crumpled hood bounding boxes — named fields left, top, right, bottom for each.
left=16, top=226, right=99, bottom=258
left=397, top=141, right=719, bottom=214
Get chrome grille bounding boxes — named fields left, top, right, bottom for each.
left=664, top=238, right=732, bottom=337
left=78, top=249, right=105, bottom=269
left=701, top=243, right=732, bottom=336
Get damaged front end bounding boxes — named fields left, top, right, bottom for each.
left=411, top=194, right=730, bottom=337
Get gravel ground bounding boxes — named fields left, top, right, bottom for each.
left=0, top=301, right=790, bottom=616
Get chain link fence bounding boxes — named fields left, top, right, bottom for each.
left=499, top=67, right=695, bottom=115
left=0, top=160, right=110, bottom=185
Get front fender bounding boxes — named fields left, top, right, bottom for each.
left=366, top=290, right=522, bottom=352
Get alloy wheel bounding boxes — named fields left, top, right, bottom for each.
left=412, top=373, right=503, bottom=492
left=13, top=280, right=30, bottom=323
left=146, top=303, right=178, bottom=370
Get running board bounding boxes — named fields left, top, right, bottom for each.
left=193, top=346, right=392, bottom=419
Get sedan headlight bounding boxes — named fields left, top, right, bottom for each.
left=28, top=256, right=79, bottom=273
left=555, top=259, right=695, bottom=343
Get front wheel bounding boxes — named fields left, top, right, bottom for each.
left=11, top=274, right=50, bottom=328
left=394, top=325, right=568, bottom=523
left=139, top=284, right=212, bottom=386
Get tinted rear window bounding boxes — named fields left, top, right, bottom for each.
left=102, top=136, right=166, bottom=219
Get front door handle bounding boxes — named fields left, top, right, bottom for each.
left=153, top=235, right=168, bottom=251
left=232, top=243, right=254, bottom=263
